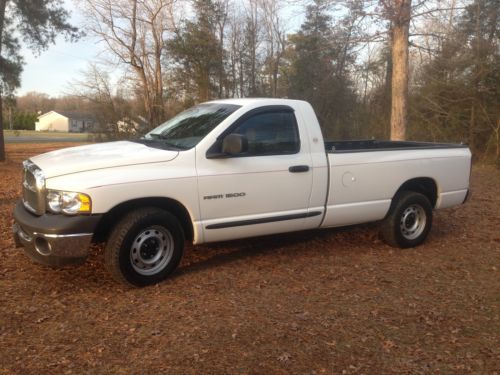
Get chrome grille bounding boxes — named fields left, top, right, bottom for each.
left=22, top=160, right=45, bottom=215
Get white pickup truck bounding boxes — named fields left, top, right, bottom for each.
left=13, top=99, right=471, bottom=286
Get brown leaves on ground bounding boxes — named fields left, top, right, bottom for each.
left=0, top=143, right=499, bottom=374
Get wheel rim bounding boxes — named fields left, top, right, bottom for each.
left=399, top=204, right=427, bottom=240
left=130, top=226, right=174, bottom=276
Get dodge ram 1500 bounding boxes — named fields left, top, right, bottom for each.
left=13, top=99, right=471, bottom=286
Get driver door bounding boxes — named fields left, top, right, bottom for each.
left=196, top=107, right=315, bottom=243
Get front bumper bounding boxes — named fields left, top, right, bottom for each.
left=13, top=201, right=102, bottom=267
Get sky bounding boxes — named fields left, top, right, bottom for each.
left=17, top=1, right=99, bottom=97
left=17, top=1, right=306, bottom=98
left=19, top=38, right=99, bottom=97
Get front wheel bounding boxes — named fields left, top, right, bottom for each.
left=105, top=208, right=184, bottom=287
left=380, top=191, right=433, bottom=248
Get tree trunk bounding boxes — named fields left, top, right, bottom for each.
left=0, top=96, right=5, bottom=162
left=469, top=0, right=481, bottom=155
left=250, top=31, right=257, bottom=96
left=469, top=102, right=476, bottom=153
left=384, top=45, right=393, bottom=139
left=198, top=67, right=210, bottom=102
left=134, top=65, right=153, bottom=127
left=390, top=0, right=411, bottom=141
left=0, top=0, right=7, bottom=161
left=8, top=103, right=12, bottom=129
left=496, top=120, right=499, bottom=166
left=218, top=24, right=225, bottom=98
left=154, top=44, right=164, bottom=126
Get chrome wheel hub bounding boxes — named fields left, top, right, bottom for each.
left=130, top=226, right=174, bottom=275
left=400, top=204, right=426, bottom=240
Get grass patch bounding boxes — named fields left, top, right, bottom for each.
left=4, top=130, right=91, bottom=139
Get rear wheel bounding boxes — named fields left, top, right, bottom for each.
left=380, top=191, right=433, bottom=248
left=105, top=208, right=184, bottom=287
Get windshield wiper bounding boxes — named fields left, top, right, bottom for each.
left=140, top=134, right=186, bottom=150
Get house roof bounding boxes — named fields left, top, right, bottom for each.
left=37, top=110, right=95, bottom=121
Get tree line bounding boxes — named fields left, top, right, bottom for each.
left=1, top=0, right=498, bottom=164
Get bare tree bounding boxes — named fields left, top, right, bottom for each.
left=71, top=63, right=135, bottom=138
left=244, top=0, right=262, bottom=96
left=226, top=6, right=244, bottom=97
left=81, top=0, right=177, bottom=127
left=214, top=0, right=230, bottom=98
left=259, top=0, right=288, bottom=97
left=16, top=92, right=55, bottom=114
left=222, top=0, right=263, bottom=97
left=327, top=0, right=472, bottom=140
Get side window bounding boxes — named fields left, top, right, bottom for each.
left=230, top=111, right=300, bottom=156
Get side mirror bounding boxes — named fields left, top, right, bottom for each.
left=222, top=133, right=248, bottom=155
left=206, top=133, right=249, bottom=159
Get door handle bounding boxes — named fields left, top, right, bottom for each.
left=289, top=165, right=310, bottom=173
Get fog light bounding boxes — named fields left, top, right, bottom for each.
left=35, top=237, right=51, bottom=256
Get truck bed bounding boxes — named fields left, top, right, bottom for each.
left=325, top=139, right=467, bottom=153
left=321, top=140, right=471, bottom=229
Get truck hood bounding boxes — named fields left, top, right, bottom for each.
left=30, top=141, right=179, bottom=178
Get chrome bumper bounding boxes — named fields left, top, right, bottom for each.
left=13, top=200, right=101, bottom=267
left=13, top=223, right=92, bottom=266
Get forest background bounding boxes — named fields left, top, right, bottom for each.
left=1, top=0, right=498, bottom=164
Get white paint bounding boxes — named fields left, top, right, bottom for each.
left=322, top=199, right=392, bottom=227
left=32, top=141, right=179, bottom=178
left=30, top=98, right=472, bottom=245
left=437, top=189, right=468, bottom=209
left=321, top=148, right=471, bottom=227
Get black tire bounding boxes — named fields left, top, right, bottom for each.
left=380, top=191, right=433, bottom=248
left=105, top=208, right=184, bottom=287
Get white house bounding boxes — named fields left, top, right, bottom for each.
left=35, top=111, right=95, bottom=132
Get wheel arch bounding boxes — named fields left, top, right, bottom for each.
left=392, top=177, right=438, bottom=209
left=93, top=197, right=194, bottom=243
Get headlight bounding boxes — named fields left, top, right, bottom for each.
left=46, top=190, right=92, bottom=215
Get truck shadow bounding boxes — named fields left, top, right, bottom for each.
left=53, top=215, right=457, bottom=290
left=22, top=223, right=381, bottom=290
left=174, top=223, right=381, bottom=279
left=22, top=215, right=455, bottom=289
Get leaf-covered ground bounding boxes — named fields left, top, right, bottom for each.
left=0, top=143, right=498, bottom=374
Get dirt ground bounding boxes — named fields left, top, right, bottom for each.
left=0, top=143, right=499, bottom=374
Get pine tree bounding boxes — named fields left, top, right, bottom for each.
left=0, top=0, right=80, bottom=161
left=286, top=0, right=356, bottom=139
left=168, top=0, right=227, bottom=102
left=411, top=0, right=499, bottom=161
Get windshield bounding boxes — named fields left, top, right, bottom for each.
left=143, top=103, right=241, bottom=150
